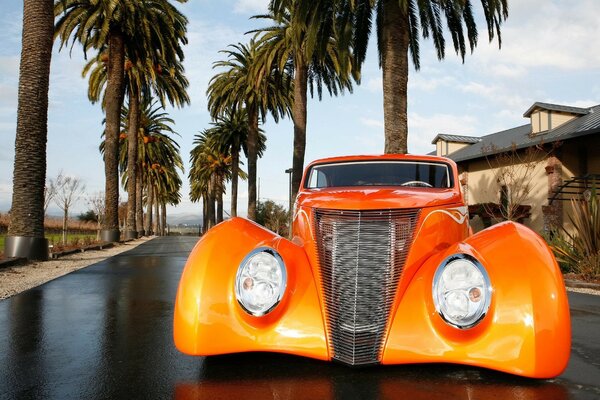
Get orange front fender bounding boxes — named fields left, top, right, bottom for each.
left=173, top=217, right=328, bottom=360
left=383, top=221, right=571, bottom=378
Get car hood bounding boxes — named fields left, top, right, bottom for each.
left=296, top=187, right=462, bottom=210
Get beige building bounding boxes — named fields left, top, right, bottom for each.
left=432, top=102, right=600, bottom=234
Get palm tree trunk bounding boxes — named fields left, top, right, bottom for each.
left=125, top=90, right=140, bottom=239
left=217, top=183, right=224, bottom=223
left=136, top=165, right=144, bottom=236
left=202, top=193, right=208, bottom=234
left=207, top=178, right=216, bottom=229
left=231, top=143, right=239, bottom=217
left=291, top=59, right=308, bottom=201
left=146, top=183, right=154, bottom=235
left=246, top=105, right=259, bottom=221
left=381, top=0, right=409, bottom=154
left=101, top=30, right=126, bottom=242
left=153, top=186, right=160, bottom=235
left=4, top=0, right=53, bottom=260
left=161, top=203, right=167, bottom=236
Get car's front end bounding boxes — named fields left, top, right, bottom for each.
left=174, top=155, right=570, bottom=378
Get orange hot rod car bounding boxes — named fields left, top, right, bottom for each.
left=174, top=154, right=571, bottom=378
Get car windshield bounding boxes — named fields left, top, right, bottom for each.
left=306, top=161, right=452, bottom=189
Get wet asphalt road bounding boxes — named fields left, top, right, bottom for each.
left=1, top=236, right=599, bottom=400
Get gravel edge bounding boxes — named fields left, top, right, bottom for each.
left=0, top=237, right=153, bottom=300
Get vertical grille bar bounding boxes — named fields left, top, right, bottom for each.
left=314, top=208, right=420, bottom=365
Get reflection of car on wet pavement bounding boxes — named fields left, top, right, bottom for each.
left=174, top=154, right=571, bottom=378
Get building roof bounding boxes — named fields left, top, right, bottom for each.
left=431, top=134, right=481, bottom=145
left=448, top=104, right=600, bottom=163
left=522, top=102, right=590, bottom=117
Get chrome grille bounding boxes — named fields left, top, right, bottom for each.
left=314, top=208, right=420, bottom=365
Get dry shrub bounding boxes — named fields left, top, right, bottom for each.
left=44, top=216, right=96, bottom=232
left=0, top=213, right=9, bottom=230
left=1, top=214, right=95, bottom=233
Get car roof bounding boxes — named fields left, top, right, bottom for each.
left=305, top=154, right=456, bottom=168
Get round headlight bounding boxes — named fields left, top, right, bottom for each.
left=432, top=254, right=491, bottom=329
left=235, top=248, right=286, bottom=316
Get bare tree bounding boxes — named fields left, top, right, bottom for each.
left=88, top=192, right=105, bottom=241
left=52, top=172, right=85, bottom=244
left=44, top=180, right=57, bottom=215
left=482, top=143, right=555, bottom=222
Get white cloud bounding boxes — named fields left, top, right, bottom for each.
left=409, top=74, right=456, bottom=92
left=0, top=56, right=19, bottom=76
left=363, top=77, right=382, bottom=93
left=360, top=117, right=384, bottom=129
left=472, top=0, right=600, bottom=71
left=233, top=0, right=269, bottom=14
left=0, top=83, right=17, bottom=110
left=0, top=182, right=12, bottom=211
left=461, top=81, right=530, bottom=118
left=486, top=64, right=526, bottom=79
left=353, top=131, right=383, bottom=155
left=182, top=20, right=244, bottom=111
left=0, top=10, right=21, bottom=51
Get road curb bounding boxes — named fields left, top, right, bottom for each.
left=564, top=279, right=600, bottom=290
left=50, top=242, right=115, bottom=259
left=0, top=257, right=28, bottom=269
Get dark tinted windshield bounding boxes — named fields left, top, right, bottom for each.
left=306, top=161, right=452, bottom=189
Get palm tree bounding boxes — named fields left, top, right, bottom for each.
left=122, top=58, right=188, bottom=239
left=189, top=164, right=211, bottom=233
left=155, top=167, right=183, bottom=236
left=207, top=109, right=266, bottom=217
left=252, top=2, right=358, bottom=199
left=139, top=104, right=183, bottom=235
left=4, top=0, right=53, bottom=260
left=340, top=0, right=507, bottom=153
left=89, top=56, right=189, bottom=239
left=54, top=0, right=188, bottom=241
left=189, top=131, right=232, bottom=229
left=207, top=40, right=292, bottom=221
left=101, top=100, right=183, bottom=236
left=146, top=137, right=183, bottom=235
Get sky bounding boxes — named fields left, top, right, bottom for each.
left=1, top=0, right=599, bottom=222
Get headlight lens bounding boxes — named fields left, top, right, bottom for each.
left=235, top=248, right=286, bottom=316
left=433, top=254, right=491, bottom=329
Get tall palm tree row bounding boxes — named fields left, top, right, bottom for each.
left=207, top=40, right=292, bottom=221
left=340, top=0, right=508, bottom=153
left=54, top=0, right=188, bottom=242
left=122, top=56, right=188, bottom=239
left=142, top=122, right=184, bottom=236
left=206, top=109, right=266, bottom=217
left=123, top=100, right=183, bottom=236
left=5, top=0, right=54, bottom=260
left=189, top=130, right=232, bottom=231
left=100, top=99, right=183, bottom=236
left=252, top=0, right=360, bottom=199
left=84, top=52, right=189, bottom=238
left=138, top=102, right=181, bottom=235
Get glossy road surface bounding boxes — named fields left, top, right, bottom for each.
left=1, top=236, right=599, bottom=399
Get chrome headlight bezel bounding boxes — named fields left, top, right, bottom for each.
left=235, top=247, right=287, bottom=317
left=432, top=253, right=492, bottom=330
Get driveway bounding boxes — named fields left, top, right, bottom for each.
left=1, top=236, right=599, bottom=399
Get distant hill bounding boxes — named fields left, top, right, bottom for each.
left=167, top=212, right=202, bottom=226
